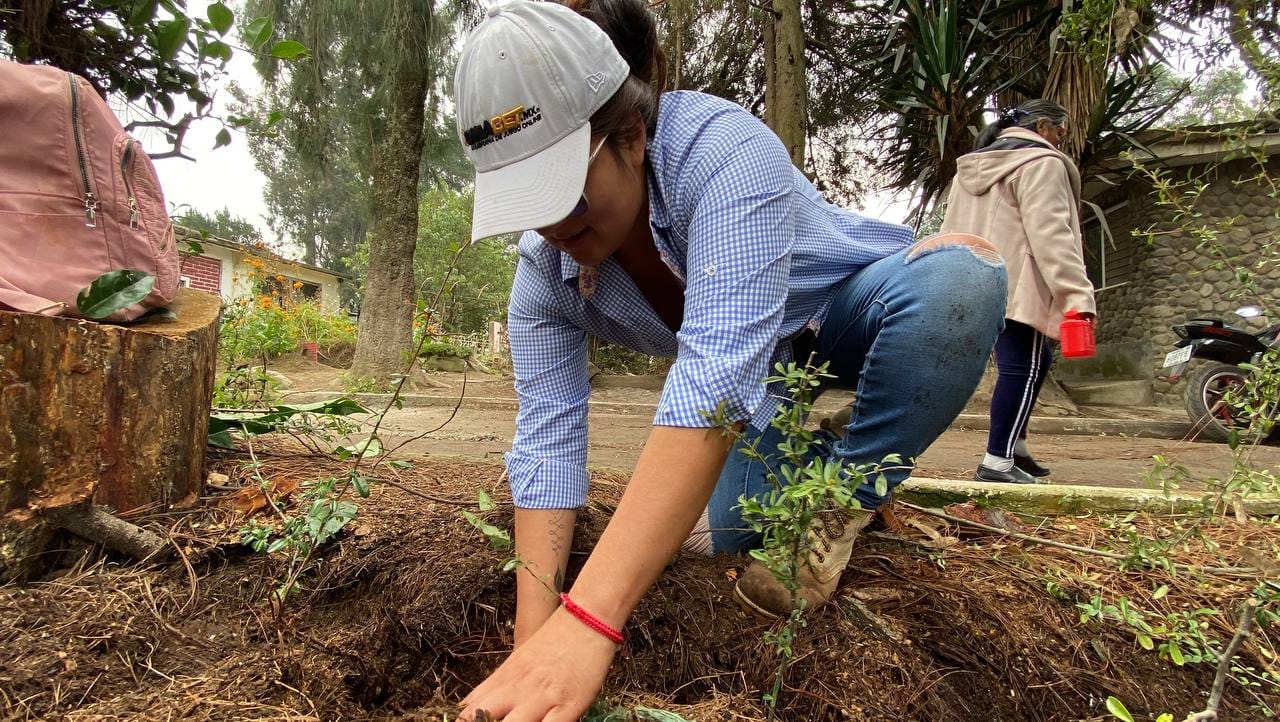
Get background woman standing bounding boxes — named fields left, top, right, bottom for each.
left=942, top=100, right=1097, bottom=484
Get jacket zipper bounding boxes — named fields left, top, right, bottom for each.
left=67, top=74, right=97, bottom=227
left=120, top=139, right=140, bottom=229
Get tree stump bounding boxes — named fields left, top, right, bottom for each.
left=0, top=289, right=220, bottom=581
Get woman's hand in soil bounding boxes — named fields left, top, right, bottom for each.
left=459, top=607, right=616, bottom=721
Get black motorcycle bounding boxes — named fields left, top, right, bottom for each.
left=1163, top=306, right=1280, bottom=442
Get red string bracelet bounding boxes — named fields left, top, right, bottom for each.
left=560, top=593, right=625, bottom=646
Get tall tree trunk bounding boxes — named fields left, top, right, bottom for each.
left=768, top=0, right=807, bottom=169
left=349, top=53, right=428, bottom=382
left=763, top=15, right=776, bottom=129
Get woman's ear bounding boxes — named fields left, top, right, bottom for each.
left=623, top=114, right=647, bottom=171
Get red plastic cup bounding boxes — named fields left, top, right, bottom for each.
left=1060, top=310, right=1095, bottom=358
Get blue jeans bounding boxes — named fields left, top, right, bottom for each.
left=708, top=240, right=1007, bottom=554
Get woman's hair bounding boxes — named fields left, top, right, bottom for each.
left=566, top=0, right=667, bottom=150
left=974, top=99, right=1069, bottom=149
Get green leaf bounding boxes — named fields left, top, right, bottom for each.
left=352, top=474, right=370, bottom=498
left=76, top=270, right=155, bottom=319
left=461, top=511, right=512, bottom=551
left=270, top=40, right=308, bottom=60
left=183, top=240, right=204, bottom=256
left=266, top=110, right=285, bottom=127
left=128, top=0, right=159, bottom=27
left=207, top=2, right=234, bottom=35
left=244, top=16, right=273, bottom=49
left=1137, top=633, right=1154, bottom=650
left=1105, top=696, right=1135, bottom=722
left=214, top=128, right=232, bottom=149
left=389, top=460, right=413, bottom=470
left=478, top=490, right=496, bottom=512
left=155, top=17, right=190, bottom=60
left=1169, top=643, right=1186, bottom=666
left=336, top=436, right=381, bottom=458
left=501, top=558, right=522, bottom=573
left=205, top=39, right=233, bottom=62
left=1152, top=584, right=1169, bottom=600
left=209, top=397, right=369, bottom=437
left=635, top=709, right=692, bottom=722
left=207, top=429, right=237, bottom=449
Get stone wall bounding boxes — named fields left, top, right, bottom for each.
left=1085, top=154, right=1279, bottom=405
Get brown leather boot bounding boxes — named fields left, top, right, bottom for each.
left=733, top=507, right=874, bottom=619
left=818, top=405, right=853, bottom=434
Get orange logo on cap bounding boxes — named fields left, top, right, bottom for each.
left=491, top=105, right=525, bottom=135
left=464, top=105, right=543, bottom=150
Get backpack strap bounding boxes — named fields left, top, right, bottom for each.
left=0, top=285, right=67, bottom=316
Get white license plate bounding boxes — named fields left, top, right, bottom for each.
left=1163, top=346, right=1193, bottom=368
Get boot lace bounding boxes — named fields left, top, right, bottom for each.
left=809, top=510, right=847, bottom=564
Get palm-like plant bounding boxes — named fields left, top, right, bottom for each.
left=836, top=0, right=1178, bottom=219
left=854, top=0, right=1028, bottom=218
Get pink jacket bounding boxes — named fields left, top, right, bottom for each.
left=940, top=127, right=1096, bottom=340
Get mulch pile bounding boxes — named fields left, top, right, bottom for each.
left=2, top=445, right=1277, bottom=721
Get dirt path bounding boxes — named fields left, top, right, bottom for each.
left=256, top=363, right=1276, bottom=489
left=374, top=402, right=1277, bottom=490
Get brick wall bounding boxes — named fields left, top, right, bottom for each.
left=180, top=255, right=222, bottom=296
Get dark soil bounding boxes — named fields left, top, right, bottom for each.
left=2, top=451, right=1275, bottom=721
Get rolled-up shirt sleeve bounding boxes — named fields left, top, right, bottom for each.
left=504, top=255, right=591, bottom=509
left=654, top=128, right=795, bottom=428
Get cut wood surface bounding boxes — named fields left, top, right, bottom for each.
left=0, top=289, right=219, bottom=580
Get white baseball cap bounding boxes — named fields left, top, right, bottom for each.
left=455, top=1, right=630, bottom=242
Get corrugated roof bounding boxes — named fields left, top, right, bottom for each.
left=175, top=226, right=351, bottom=280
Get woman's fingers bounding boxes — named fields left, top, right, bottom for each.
left=542, top=705, right=584, bottom=722
left=460, top=680, right=515, bottom=722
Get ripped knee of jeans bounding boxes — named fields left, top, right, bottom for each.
left=906, top=232, right=1004, bottom=266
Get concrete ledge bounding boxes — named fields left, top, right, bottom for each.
left=280, top=391, right=660, bottom=417
left=897, top=477, right=1280, bottom=516
left=283, top=391, right=1197, bottom=441
left=951, top=413, right=1193, bottom=440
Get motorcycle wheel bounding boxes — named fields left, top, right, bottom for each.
left=1184, top=362, right=1248, bottom=443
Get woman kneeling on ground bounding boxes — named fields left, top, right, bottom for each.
left=453, top=1, right=1007, bottom=718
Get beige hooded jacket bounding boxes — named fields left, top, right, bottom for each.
left=940, top=127, right=1096, bottom=340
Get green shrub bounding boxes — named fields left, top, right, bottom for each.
left=418, top=340, right=473, bottom=359
left=219, top=298, right=357, bottom=365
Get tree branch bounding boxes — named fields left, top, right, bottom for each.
left=1183, top=599, right=1259, bottom=722
left=125, top=113, right=197, bottom=161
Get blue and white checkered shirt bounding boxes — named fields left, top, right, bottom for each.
left=505, top=91, right=913, bottom=509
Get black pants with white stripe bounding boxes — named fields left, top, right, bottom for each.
left=987, top=319, right=1055, bottom=458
